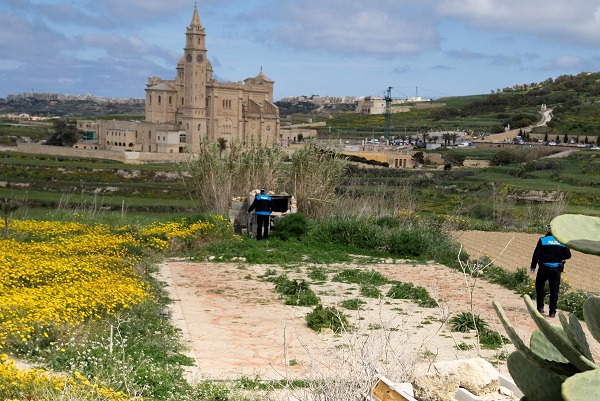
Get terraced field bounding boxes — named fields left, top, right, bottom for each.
left=452, top=230, right=600, bottom=294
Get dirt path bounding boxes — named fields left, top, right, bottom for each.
left=158, top=230, right=599, bottom=386
left=160, top=259, right=540, bottom=383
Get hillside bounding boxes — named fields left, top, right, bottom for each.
left=0, top=97, right=145, bottom=117
left=310, top=72, right=600, bottom=141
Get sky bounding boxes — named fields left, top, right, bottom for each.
left=1, top=0, right=600, bottom=101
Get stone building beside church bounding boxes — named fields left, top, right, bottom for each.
left=77, top=5, right=280, bottom=154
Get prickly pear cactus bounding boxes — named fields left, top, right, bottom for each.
left=493, top=213, right=600, bottom=401
left=550, top=214, right=600, bottom=256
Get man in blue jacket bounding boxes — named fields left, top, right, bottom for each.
left=248, top=188, right=272, bottom=240
left=530, top=224, right=571, bottom=318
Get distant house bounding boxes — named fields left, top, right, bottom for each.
left=355, top=97, right=411, bottom=115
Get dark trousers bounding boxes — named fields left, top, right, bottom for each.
left=535, top=264, right=562, bottom=313
left=256, top=214, right=270, bottom=240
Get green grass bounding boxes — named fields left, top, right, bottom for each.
left=191, top=236, right=356, bottom=265
left=332, top=268, right=389, bottom=286
left=339, top=298, right=366, bottom=310
left=0, top=151, right=177, bottom=170
left=386, top=281, right=438, bottom=308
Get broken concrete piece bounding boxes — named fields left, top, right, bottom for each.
left=413, top=373, right=458, bottom=401
left=433, top=357, right=500, bottom=396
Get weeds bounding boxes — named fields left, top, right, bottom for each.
left=386, top=282, right=438, bottom=308
left=449, top=312, right=488, bottom=333
left=359, top=284, right=382, bottom=298
left=339, top=299, right=366, bottom=310
left=268, top=274, right=320, bottom=306
left=305, top=305, right=350, bottom=333
left=332, top=268, right=389, bottom=286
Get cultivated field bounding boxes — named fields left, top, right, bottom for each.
left=451, top=231, right=600, bottom=294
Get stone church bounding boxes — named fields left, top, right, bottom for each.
left=77, top=4, right=280, bottom=154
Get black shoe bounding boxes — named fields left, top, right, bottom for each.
left=537, top=308, right=545, bottom=314
left=549, top=312, right=556, bottom=318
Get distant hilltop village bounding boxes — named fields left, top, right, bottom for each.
left=2, top=92, right=433, bottom=117
left=280, top=94, right=433, bottom=115
left=4, top=92, right=144, bottom=105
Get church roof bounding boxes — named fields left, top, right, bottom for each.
left=255, top=71, right=274, bottom=83
left=244, top=71, right=274, bottom=85
left=146, top=82, right=176, bottom=92
left=190, top=4, right=201, bottom=29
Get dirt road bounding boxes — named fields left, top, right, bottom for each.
left=160, top=259, right=539, bottom=383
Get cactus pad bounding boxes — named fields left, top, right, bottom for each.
left=583, top=296, right=600, bottom=345
left=562, top=369, right=600, bottom=401
left=559, top=312, right=594, bottom=362
left=524, top=295, right=598, bottom=371
left=507, top=351, right=565, bottom=401
left=531, top=329, right=569, bottom=363
left=493, top=300, right=579, bottom=376
left=550, top=214, right=600, bottom=256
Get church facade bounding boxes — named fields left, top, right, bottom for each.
left=77, top=5, right=280, bottom=154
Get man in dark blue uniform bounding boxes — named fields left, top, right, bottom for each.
left=530, top=224, right=571, bottom=317
left=248, top=188, right=272, bottom=240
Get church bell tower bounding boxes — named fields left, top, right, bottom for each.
left=180, top=4, right=208, bottom=150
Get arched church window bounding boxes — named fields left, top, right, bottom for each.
left=169, top=96, right=172, bottom=105
left=158, top=96, right=161, bottom=105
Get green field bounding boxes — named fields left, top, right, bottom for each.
left=2, top=145, right=599, bottom=229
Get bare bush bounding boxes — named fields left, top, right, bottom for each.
left=334, top=182, right=419, bottom=224
left=524, top=195, right=567, bottom=228
left=279, top=301, right=417, bottom=401
left=286, top=142, right=348, bottom=220
left=177, top=138, right=287, bottom=214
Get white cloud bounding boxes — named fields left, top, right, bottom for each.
left=545, top=55, right=585, bottom=70
left=436, top=0, right=600, bottom=46
left=237, top=0, right=441, bottom=56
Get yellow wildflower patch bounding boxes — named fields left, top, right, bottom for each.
left=0, top=354, right=133, bottom=401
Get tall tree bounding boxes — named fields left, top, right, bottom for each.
left=45, top=119, right=84, bottom=147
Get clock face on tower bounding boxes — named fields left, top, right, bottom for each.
left=186, top=53, right=192, bottom=63
left=196, top=54, right=204, bottom=63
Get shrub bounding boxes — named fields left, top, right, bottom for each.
left=484, top=266, right=532, bottom=295
left=557, top=287, right=588, bottom=320
left=305, top=305, right=350, bottom=333
left=490, top=150, right=516, bottom=166
left=387, top=230, right=427, bottom=257
left=273, top=213, right=309, bottom=241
